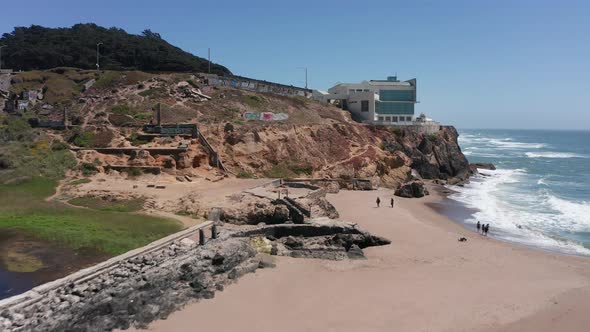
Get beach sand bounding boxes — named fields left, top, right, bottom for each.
left=130, top=186, right=590, bottom=332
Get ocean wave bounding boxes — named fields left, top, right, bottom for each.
left=489, top=139, right=547, bottom=149
left=525, top=152, right=587, bottom=159
left=546, top=194, right=590, bottom=232
left=447, top=168, right=590, bottom=256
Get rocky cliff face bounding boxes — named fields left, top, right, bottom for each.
left=209, top=121, right=470, bottom=188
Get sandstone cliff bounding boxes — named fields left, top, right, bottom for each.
left=1, top=69, right=471, bottom=189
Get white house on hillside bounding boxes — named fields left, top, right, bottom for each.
left=315, top=76, right=418, bottom=125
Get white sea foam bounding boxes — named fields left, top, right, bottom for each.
left=546, top=194, right=590, bottom=232
left=448, top=168, right=590, bottom=256
left=488, top=139, right=547, bottom=149
left=525, top=152, right=587, bottom=159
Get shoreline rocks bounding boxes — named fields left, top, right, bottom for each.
left=471, top=163, right=496, bottom=171
left=395, top=180, right=430, bottom=198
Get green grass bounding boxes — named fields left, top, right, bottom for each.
left=94, top=71, right=123, bottom=89
left=263, top=164, right=297, bottom=178
left=69, top=196, right=145, bottom=212
left=4, top=250, right=44, bottom=272
left=0, top=178, right=183, bottom=255
left=138, top=87, right=166, bottom=98
left=243, top=94, right=265, bottom=108
left=111, top=105, right=133, bottom=115
left=262, top=163, right=313, bottom=178
left=72, top=131, right=95, bottom=147
left=236, top=171, right=255, bottom=179
left=0, top=140, right=77, bottom=184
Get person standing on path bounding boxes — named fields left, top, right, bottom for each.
left=390, top=198, right=394, bottom=208
left=477, top=221, right=481, bottom=233
left=485, top=224, right=490, bottom=236
left=376, top=197, right=381, bottom=208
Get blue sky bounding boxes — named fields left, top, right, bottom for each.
left=1, top=0, right=589, bottom=130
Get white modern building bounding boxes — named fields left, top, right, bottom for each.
left=317, top=76, right=418, bottom=125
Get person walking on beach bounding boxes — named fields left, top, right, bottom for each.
left=485, top=224, right=490, bottom=236
left=390, top=197, right=394, bottom=208
left=477, top=221, right=481, bottom=233
left=376, top=197, right=381, bottom=208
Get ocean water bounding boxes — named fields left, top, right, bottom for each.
left=448, top=129, right=590, bottom=256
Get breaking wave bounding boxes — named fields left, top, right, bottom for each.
left=525, top=152, right=587, bottom=159
left=448, top=168, right=590, bottom=256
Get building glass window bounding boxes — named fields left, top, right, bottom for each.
left=392, top=116, right=398, bottom=122
left=374, top=102, right=414, bottom=115
left=407, top=116, right=412, bottom=122
left=361, top=100, right=369, bottom=112
left=378, top=116, right=384, bottom=121
left=385, top=116, right=391, bottom=122
left=379, top=90, right=414, bottom=102
left=349, top=89, right=355, bottom=94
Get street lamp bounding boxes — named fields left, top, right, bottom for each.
left=96, top=43, right=103, bottom=70
left=0, top=45, right=6, bottom=71
left=297, top=66, right=308, bottom=89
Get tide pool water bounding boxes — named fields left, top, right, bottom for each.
left=449, top=129, right=590, bottom=256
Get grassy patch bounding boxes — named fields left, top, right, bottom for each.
left=129, top=133, right=149, bottom=146
left=263, top=164, right=297, bottom=178
left=3, top=250, right=44, bottom=272
left=236, top=170, right=255, bottom=179
left=243, top=94, right=265, bottom=108
left=94, top=71, right=123, bottom=89
left=80, top=162, right=98, bottom=176
left=262, top=163, right=313, bottom=178
left=133, top=112, right=153, bottom=121
left=139, top=87, right=166, bottom=98
left=0, top=141, right=76, bottom=184
left=0, top=178, right=182, bottom=255
left=69, top=196, right=145, bottom=212
left=123, top=71, right=153, bottom=85
left=72, top=131, right=95, bottom=147
left=111, top=105, right=133, bottom=115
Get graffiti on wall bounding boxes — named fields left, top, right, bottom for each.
left=206, top=74, right=311, bottom=98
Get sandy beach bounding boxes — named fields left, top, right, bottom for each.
left=131, top=186, right=590, bottom=332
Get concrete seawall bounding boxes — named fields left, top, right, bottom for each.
left=0, top=221, right=233, bottom=331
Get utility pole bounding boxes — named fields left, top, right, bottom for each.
left=96, top=42, right=103, bottom=70
left=0, top=45, right=6, bottom=71
left=208, top=48, right=211, bottom=74
left=297, top=67, right=308, bottom=89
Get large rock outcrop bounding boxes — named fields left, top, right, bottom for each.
left=394, top=180, right=430, bottom=198
left=207, top=122, right=470, bottom=189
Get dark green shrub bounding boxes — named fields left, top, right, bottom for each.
left=80, top=162, right=98, bottom=176
left=237, top=171, right=254, bottom=178
left=50, top=141, right=70, bottom=151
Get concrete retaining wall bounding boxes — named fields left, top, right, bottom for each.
left=203, top=74, right=312, bottom=98
left=0, top=221, right=213, bottom=311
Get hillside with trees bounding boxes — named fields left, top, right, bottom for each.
left=0, top=24, right=231, bottom=74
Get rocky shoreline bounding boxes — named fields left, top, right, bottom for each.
left=0, top=221, right=389, bottom=332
